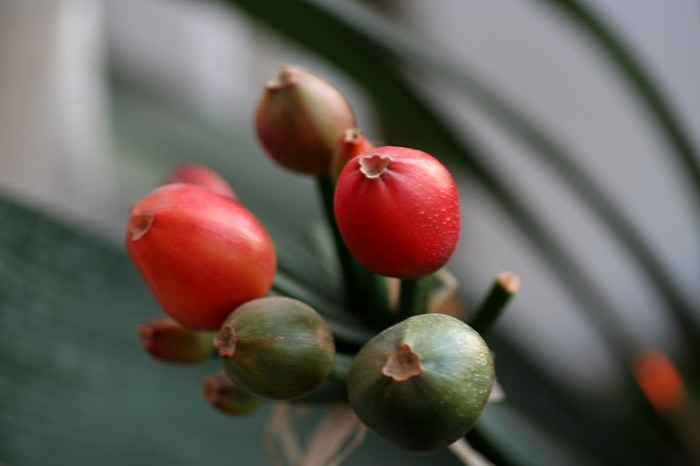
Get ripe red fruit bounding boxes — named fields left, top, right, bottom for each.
left=126, top=183, right=276, bottom=331
left=162, top=163, right=237, bottom=199
left=334, top=146, right=460, bottom=279
left=330, top=128, right=375, bottom=181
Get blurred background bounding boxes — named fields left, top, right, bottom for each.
left=1, top=0, right=698, bottom=464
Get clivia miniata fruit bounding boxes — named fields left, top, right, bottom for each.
left=255, top=65, right=356, bottom=175
left=347, top=314, right=494, bottom=451
left=334, top=146, right=460, bottom=279
left=213, top=297, right=336, bottom=400
left=162, top=163, right=237, bottom=199
left=126, top=183, right=276, bottom=331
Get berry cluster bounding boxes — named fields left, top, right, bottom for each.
left=127, top=65, right=510, bottom=453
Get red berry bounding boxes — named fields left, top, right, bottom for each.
left=126, top=183, right=276, bottom=331
left=162, top=163, right=237, bottom=199
left=334, top=147, right=460, bottom=279
left=330, top=128, right=375, bottom=181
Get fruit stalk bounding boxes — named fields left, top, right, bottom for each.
left=469, top=272, right=520, bottom=336
left=397, top=276, right=433, bottom=322
left=316, top=175, right=391, bottom=327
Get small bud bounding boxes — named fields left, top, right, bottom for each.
left=162, top=163, right=236, bottom=199
left=137, top=316, right=215, bottom=363
left=213, top=297, right=336, bottom=400
left=126, top=183, right=276, bottom=331
left=255, top=65, right=356, bottom=174
left=202, top=371, right=262, bottom=416
left=330, top=128, right=375, bottom=180
left=347, top=314, right=494, bottom=451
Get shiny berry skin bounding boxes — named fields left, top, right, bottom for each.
left=334, top=146, right=460, bottom=279
left=126, top=183, right=276, bottom=331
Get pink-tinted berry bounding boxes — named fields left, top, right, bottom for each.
left=255, top=65, right=356, bottom=174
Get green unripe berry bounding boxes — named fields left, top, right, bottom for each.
left=214, top=297, right=336, bottom=400
left=347, top=314, right=494, bottom=451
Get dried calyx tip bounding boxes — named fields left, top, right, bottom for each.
left=137, top=324, right=155, bottom=349
left=202, top=377, right=220, bottom=404
left=342, top=128, right=361, bottom=143
left=130, top=213, right=153, bottom=241
left=213, top=323, right=238, bottom=358
left=496, top=271, right=521, bottom=294
left=359, top=154, right=391, bottom=179
left=382, top=343, right=423, bottom=382
left=266, top=65, right=298, bottom=89
left=203, top=373, right=230, bottom=405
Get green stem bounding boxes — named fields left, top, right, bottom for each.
left=469, top=272, right=520, bottom=336
left=397, top=276, right=433, bottom=322
left=463, top=428, right=517, bottom=466
left=316, top=175, right=361, bottom=308
left=328, top=353, right=354, bottom=384
left=315, top=175, right=391, bottom=328
left=272, top=272, right=372, bottom=351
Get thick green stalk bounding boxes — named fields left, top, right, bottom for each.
left=328, top=353, right=354, bottom=384
left=316, top=176, right=362, bottom=308
left=316, top=175, right=391, bottom=328
left=397, top=276, right=433, bottom=322
left=469, top=272, right=520, bottom=336
left=272, top=271, right=372, bottom=351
